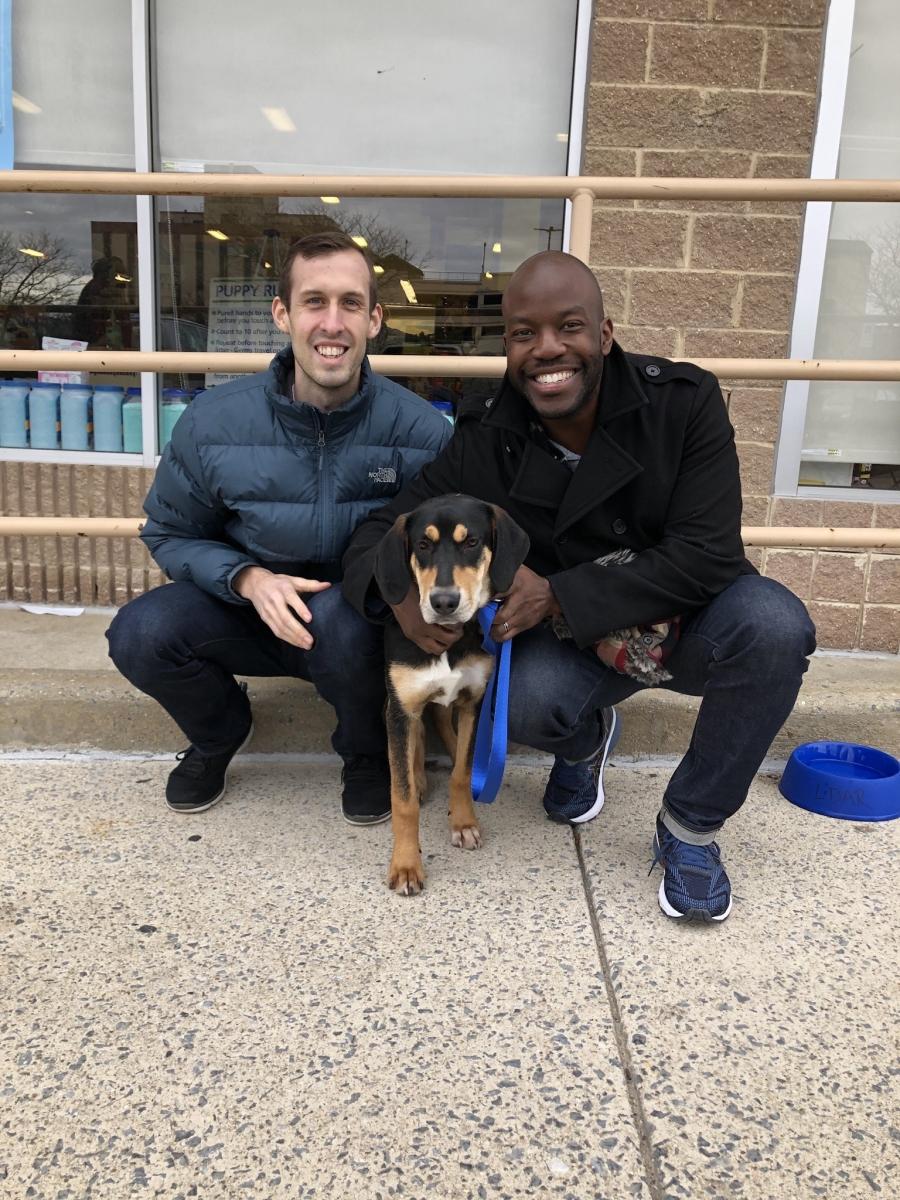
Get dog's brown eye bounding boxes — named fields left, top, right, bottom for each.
left=465, top=536, right=480, bottom=549
left=417, top=539, right=433, bottom=552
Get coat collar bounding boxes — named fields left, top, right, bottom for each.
left=485, top=341, right=649, bottom=534
left=264, top=344, right=374, bottom=437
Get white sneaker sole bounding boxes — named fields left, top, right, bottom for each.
left=166, top=722, right=254, bottom=815
left=657, top=876, right=733, bottom=922
left=569, top=707, right=620, bottom=825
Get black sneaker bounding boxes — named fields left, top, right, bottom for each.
left=542, top=707, right=620, bottom=825
left=341, top=754, right=391, bottom=825
left=165, top=723, right=254, bottom=814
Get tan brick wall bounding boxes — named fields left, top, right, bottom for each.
left=585, top=0, right=899, bottom=655
left=0, top=462, right=162, bottom=607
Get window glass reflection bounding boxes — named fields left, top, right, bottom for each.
left=0, top=195, right=139, bottom=452
left=801, top=0, right=900, bottom=490
left=157, top=193, right=564, bottom=414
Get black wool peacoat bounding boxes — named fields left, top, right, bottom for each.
left=342, top=341, right=754, bottom=649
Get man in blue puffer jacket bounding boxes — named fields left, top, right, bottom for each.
left=107, top=232, right=452, bottom=823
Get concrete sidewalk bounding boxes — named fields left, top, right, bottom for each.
left=1, top=757, right=897, bottom=1198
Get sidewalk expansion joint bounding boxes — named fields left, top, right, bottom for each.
left=573, top=826, right=665, bottom=1200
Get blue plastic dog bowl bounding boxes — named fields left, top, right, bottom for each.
left=779, top=741, right=900, bottom=822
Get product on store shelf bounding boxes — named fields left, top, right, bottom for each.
left=122, top=388, right=143, bottom=453
left=28, top=381, right=61, bottom=449
left=93, top=384, right=126, bottom=452
left=0, top=379, right=30, bottom=448
left=158, top=388, right=192, bottom=450
left=60, top=383, right=93, bottom=451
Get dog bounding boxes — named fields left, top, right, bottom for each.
left=373, top=495, right=530, bottom=895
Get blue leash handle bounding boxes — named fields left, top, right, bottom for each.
left=471, top=600, right=511, bottom=804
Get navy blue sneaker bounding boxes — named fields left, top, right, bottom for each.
left=542, top=707, right=620, bottom=825
left=651, top=817, right=732, bottom=922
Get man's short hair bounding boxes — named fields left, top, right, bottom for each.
left=277, top=231, right=378, bottom=311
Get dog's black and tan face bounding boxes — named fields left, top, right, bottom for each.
left=375, top=496, right=530, bottom=627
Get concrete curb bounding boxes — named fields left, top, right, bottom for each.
left=0, top=606, right=896, bottom=757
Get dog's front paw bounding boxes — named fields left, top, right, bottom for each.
left=387, top=853, right=425, bottom=896
left=451, top=822, right=482, bottom=850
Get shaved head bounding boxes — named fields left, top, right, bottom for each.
left=501, top=252, right=614, bottom=443
left=502, top=251, right=605, bottom=321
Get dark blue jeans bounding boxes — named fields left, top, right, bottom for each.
left=505, top=575, right=816, bottom=836
left=106, top=581, right=386, bottom=759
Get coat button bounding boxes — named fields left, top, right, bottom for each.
left=612, top=518, right=627, bottom=535
left=645, top=363, right=661, bottom=378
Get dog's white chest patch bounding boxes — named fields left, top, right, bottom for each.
left=418, top=654, right=493, bottom=708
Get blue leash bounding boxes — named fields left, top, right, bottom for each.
left=471, top=600, right=511, bottom=804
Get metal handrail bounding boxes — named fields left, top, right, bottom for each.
left=0, top=517, right=896, bottom=549
left=2, top=351, right=900, bottom=381
left=4, top=169, right=900, bottom=201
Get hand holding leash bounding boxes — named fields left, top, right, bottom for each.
left=490, top=564, right=562, bottom=641
left=233, top=565, right=331, bottom=649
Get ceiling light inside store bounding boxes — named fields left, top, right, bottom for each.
left=320, top=196, right=340, bottom=204
left=19, top=247, right=45, bottom=258
left=206, top=229, right=229, bottom=241
left=399, top=279, right=418, bottom=304
left=484, top=271, right=493, bottom=280
left=351, top=236, right=367, bottom=248
left=261, top=106, right=296, bottom=132
left=373, top=265, right=384, bottom=275
left=12, top=91, right=41, bottom=115
left=492, top=242, right=502, bottom=253
left=114, top=273, right=132, bottom=283
left=264, top=261, right=272, bottom=269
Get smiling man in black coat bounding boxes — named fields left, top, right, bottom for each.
left=343, top=251, right=816, bottom=923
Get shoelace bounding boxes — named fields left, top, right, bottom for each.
left=173, top=747, right=212, bottom=778
left=649, top=833, right=722, bottom=877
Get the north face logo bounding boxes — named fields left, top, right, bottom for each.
left=368, top=466, right=397, bottom=484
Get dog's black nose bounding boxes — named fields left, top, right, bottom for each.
left=429, top=588, right=460, bottom=617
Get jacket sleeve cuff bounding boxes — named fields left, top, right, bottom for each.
left=225, top=561, right=259, bottom=604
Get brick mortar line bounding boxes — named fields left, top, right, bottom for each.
left=590, top=145, right=808, bottom=158
left=589, top=81, right=817, bottom=96
left=592, top=188, right=811, bottom=198
left=602, top=266, right=796, bottom=275
left=572, top=827, right=665, bottom=1200
left=593, top=17, right=825, bottom=33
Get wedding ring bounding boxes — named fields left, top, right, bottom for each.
left=503, top=621, right=510, bottom=635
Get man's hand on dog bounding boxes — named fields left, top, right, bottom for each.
left=233, top=566, right=331, bottom=649
left=391, top=588, right=463, bottom=657
left=491, top=565, right=561, bottom=641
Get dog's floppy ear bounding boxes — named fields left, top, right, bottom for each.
left=374, top=514, right=413, bottom=605
left=488, top=504, right=530, bottom=593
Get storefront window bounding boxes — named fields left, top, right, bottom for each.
left=0, top=1, right=140, bottom=456
left=11, top=0, right=134, bottom=169
left=153, top=0, right=578, bottom=412
left=799, top=0, right=900, bottom=492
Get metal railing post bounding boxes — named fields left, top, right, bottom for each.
left=568, top=189, right=594, bottom=264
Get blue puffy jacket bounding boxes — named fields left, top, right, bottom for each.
left=142, top=346, right=453, bottom=603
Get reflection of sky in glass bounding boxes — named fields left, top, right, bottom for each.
left=152, top=194, right=566, bottom=278
left=278, top=196, right=566, bottom=278
left=0, top=194, right=138, bottom=300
